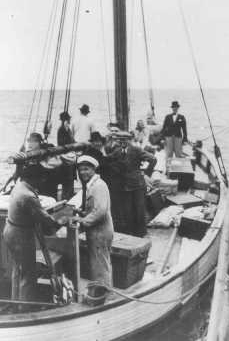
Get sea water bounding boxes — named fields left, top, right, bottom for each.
left=0, top=88, right=228, bottom=340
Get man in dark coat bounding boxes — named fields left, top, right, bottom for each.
left=57, top=112, right=76, bottom=200
left=3, top=165, right=65, bottom=308
left=162, top=101, right=188, bottom=159
left=108, top=131, right=157, bottom=237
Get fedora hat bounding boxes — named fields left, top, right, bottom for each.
left=171, top=101, right=180, bottom=108
left=79, top=104, right=90, bottom=113
left=59, top=111, right=71, bottom=121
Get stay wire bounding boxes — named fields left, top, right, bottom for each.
left=33, top=0, right=60, bottom=131
left=178, top=0, right=228, bottom=186
left=99, top=0, right=112, bottom=123
left=23, top=0, right=57, bottom=144
left=64, top=0, right=81, bottom=113
left=45, top=0, right=68, bottom=137
left=140, top=0, right=154, bottom=111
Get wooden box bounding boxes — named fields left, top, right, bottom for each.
left=178, top=216, right=211, bottom=241
left=168, top=158, right=194, bottom=190
left=79, top=232, right=152, bottom=289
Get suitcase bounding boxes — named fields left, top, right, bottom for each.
left=166, top=192, right=203, bottom=208
left=168, top=158, right=194, bottom=190
left=178, top=215, right=211, bottom=241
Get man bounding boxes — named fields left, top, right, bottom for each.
left=162, top=101, right=188, bottom=159
left=3, top=165, right=65, bottom=307
left=71, top=104, right=95, bottom=143
left=57, top=112, right=76, bottom=200
left=107, top=131, right=157, bottom=237
left=74, top=155, right=113, bottom=287
left=57, top=111, right=75, bottom=146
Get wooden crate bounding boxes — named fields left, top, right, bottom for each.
left=79, top=232, right=152, bottom=289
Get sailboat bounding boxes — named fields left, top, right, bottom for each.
left=0, top=1, right=228, bottom=340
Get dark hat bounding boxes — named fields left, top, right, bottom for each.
left=79, top=104, right=90, bottom=113
left=89, top=131, right=105, bottom=143
left=27, top=132, right=43, bottom=143
left=171, top=101, right=180, bottom=108
left=115, top=131, right=132, bottom=139
left=59, top=111, right=71, bottom=121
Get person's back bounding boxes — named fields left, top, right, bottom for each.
left=71, top=104, right=94, bottom=143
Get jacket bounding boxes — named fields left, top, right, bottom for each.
left=108, top=145, right=156, bottom=191
left=7, top=181, right=60, bottom=234
left=81, top=175, right=114, bottom=240
left=162, top=114, right=188, bottom=142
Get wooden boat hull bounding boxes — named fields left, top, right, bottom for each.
left=0, top=147, right=226, bottom=341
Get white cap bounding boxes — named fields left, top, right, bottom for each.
left=77, top=155, right=99, bottom=168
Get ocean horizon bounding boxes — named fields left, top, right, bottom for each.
left=0, top=88, right=229, bottom=184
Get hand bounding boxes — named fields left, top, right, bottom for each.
left=57, top=216, right=69, bottom=226
left=71, top=216, right=83, bottom=224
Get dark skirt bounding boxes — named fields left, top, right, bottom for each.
left=110, top=189, right=146, bottom=237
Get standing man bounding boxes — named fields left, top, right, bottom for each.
left=3, top=165, right=65, bottom=308
left=162, top=101, right=188, bottom=159
left=108, top=131, right=157, bottom=237
left=71, top=104, right=95, bottom=143
left=74, top=155, right=113, bottom=287
left=57, top=112, right=75, bottom=200
left=57, top=111, right=75, bottom=146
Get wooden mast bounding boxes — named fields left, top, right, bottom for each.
left=113, top=0, right=129, bottom=131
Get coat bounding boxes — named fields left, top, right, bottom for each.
left=162, top=113, right=188, bottom=142
left=80, top=174, right=113, bottom=286
left=108, top=145, right=156, bottom=191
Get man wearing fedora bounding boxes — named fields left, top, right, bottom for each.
left=71, top=104, right=95, bottom=143
left=57, top=111, right=75, bottom=146
left=162, top=101, right=188, bottom=159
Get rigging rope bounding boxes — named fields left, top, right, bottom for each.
left=64, top=0, right=81, bottom=113
left=23, top=0, right=58, bottom=144
left=99, top=0, right=112, bottom=122
left=33, top=0, right=60, bottom=132
left=44, top=0, right=68, bottom=140
left=178, top=0, right=228, bottom=186
left=140, top=0, right=154, bottom=112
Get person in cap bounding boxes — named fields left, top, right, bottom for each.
left=71, top=104, right=95, bottom=143
left=74, top=155, right=113, bottom=287
left=3, top=165, right=66, bottom=310
left=107, top=131, right=157, bottom=237
left=162, top=101, right=188, bottom=159
left=57, top=111, right=75, bottom=146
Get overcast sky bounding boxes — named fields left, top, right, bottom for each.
left=0, top=0, right=229, bottom=89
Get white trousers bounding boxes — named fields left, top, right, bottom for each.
left=165, top=136, right=182, bottom=159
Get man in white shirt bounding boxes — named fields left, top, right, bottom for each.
left=71, top=104, right=95, bottom=143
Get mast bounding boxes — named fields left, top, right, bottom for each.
left=113, top=0, right=129, bottom=131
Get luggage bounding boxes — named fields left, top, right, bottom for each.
left=79, top=232, right=152, bottom=289
left=166, top=192, right=203, bottom=209
left=178, top=206, right=211, bottom=240
left=147, top=205, right=184, bottom=229
left=167, top=158, right=194, bottom=190
left=146, top=189, right=165, bottom=217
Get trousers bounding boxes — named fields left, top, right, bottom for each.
left=3, top=224, right=36, bottom=302
left=86, top=230, right=113, bottom=287
left=165, top=136, right=182, bottom=159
